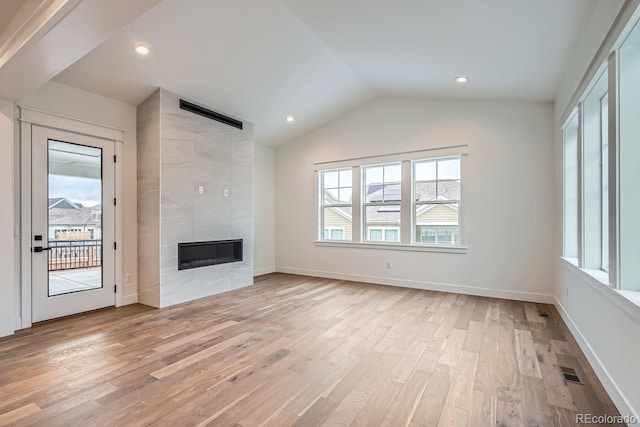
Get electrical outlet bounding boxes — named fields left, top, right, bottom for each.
left=198, top=186, right=204, bottom=195
left=126, top=274, right=132, bottom=283
left=224, top=189, right=229, bottom=197
left=386, top=261, right=392, bottom=269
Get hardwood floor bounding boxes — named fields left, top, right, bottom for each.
left=0, top=274, right=623, bottom=426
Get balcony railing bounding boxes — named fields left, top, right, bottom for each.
left=48, top=240, right=102, bottom=272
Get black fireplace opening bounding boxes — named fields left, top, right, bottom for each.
left=178, top=239, right=243, bottom=270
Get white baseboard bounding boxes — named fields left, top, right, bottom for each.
left=554, top=297, right=638, bottom=423
left=122, top=293, right=139, bottom=305
left=254, top=266, right=276, bottom=277
left=275, top=266, right=555, bottom=304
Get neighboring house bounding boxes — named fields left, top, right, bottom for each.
left=48, top=197, right=83, bottom=210
left=323, top=181, right=460, bottom=244
left=47, top=197, right=101, bottom=241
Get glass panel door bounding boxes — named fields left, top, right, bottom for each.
left=32, top=125, right=115, bottom=323
left=47, top=140, right=103, bottom=296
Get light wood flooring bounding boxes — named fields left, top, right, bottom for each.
left=0, top=273, right=623, bottom=426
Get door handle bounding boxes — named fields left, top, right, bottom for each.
left=33, top=246, right=51, bottom=253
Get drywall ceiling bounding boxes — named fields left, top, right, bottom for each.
left=283, top=0, right=596, bottom=100
left=52, top=0, right=596, bottom=146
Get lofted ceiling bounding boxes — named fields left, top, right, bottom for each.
left=52, top=0, right=596, bottom=146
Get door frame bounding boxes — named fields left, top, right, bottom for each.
left=19, top=106, right=124, bottom=329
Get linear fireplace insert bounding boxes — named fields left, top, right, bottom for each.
left=178, top=239, right=243, bottom=270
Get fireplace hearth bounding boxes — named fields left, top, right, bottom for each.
left=178, top=239, right=243, bottom=270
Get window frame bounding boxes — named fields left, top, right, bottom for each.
left=579, top=67, right=609, bottom=275
left=318, top=168, right=353, bottom=242
left=562, top=111, right=580, bottom=261
left=315, top=147, right=467, bottom=253
left=412, top=156, right=462, bottom=247
left=362, top=162, right=402, bottom=243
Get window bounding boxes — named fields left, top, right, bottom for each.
left=363, top=163, right=401, bottom=242
left=563, top=113, right=579, bottom=260
left=319, top=169, right=352, bottom=241
left=618, top=21, right=640, bottom=291
left=417, top=225, right=459, bottom=245
left=560, top=13, right=640, bottom=301
left=581, top=69, right=608, bottom=273
left=323, top=227, right=345, bottom=240
left=316, top=150, right=465, bottom=250
left=368, top=227, right=400, bottom=242
left=601, top=93, right=609, bottom=271
left=414, top=157, right=461, bottom=245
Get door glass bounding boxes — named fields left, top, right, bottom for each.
left=47, top=140, right=103, bottom=296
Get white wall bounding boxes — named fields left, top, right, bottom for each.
left=0, top=99, right=15, bottom=337
left=19, top=81, right=139, bottom=304
left=554, top=0, right=626, bottom=121
left=254, top=143, right=275, bottom=276
left=275, top=98, right=555, bottom=302
left=553, top=0, right=640, bottom=419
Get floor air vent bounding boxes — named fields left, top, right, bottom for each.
left=559, top=366, right=582, bottom=384
left=537, top=306, right=551, bottom=318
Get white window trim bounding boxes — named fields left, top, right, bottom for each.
left=562, top=258, right=640, bottom=325
left=318, top=167, right=353, bottom=242
left=315, top=240, right=467, bottom=254
left=315, top=146, right=467, bottom=254
left=362, top=162, right=402, bottom=243
left=412, top=156, right=462, bottom=246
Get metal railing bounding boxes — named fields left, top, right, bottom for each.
left=48, top=240, right=102, bottom=272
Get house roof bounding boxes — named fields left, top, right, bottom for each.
left=49, top=206, right=101, bottom=227
left=48, top=197, right=82, bottom=209
left=366, top=181, right=460, bottom=203
left=325, top=181, right=460, bottom=224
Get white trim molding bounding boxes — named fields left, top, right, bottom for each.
left=554, top=297, right=639, bottom=422
left=314, top=144, right=468, bottom=170
left=275, top=267, right=555, bottom=304
left=254, top=267, right=276, bottom=277
left=19, top=106, right=124, bottom=142
left=19, top=107, right=125, bottom=328
left=314, top=240, right=467, bottom=254
left=122, top=293, right=139, bottom=305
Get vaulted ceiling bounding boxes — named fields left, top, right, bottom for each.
left=44, top=0, right=596, bottom=145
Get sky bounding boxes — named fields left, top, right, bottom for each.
left=49, top=175, right=101, bottom=207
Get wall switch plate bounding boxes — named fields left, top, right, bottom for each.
left=224, top=189, right=229, bottom=197
left=125, top=274, right=132, bottom=283
left=386, top=261, right=392, bottom=269
left=198, top=186, right=204, bottom=195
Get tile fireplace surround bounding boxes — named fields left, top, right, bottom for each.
left=137, top=88, right=254, bottom=308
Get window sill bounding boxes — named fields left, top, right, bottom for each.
left=618, top=290, right=640, bottom=307
left=561, top=257, right=640, bottom=325
left=314, top=240, right=467, bottom=254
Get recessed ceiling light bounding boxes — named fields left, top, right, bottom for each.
left=135, top=44, right=150, bottom=55
left=286, top=115, right=295, bottom=123
left=455, top=76, right=469, bottom=84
